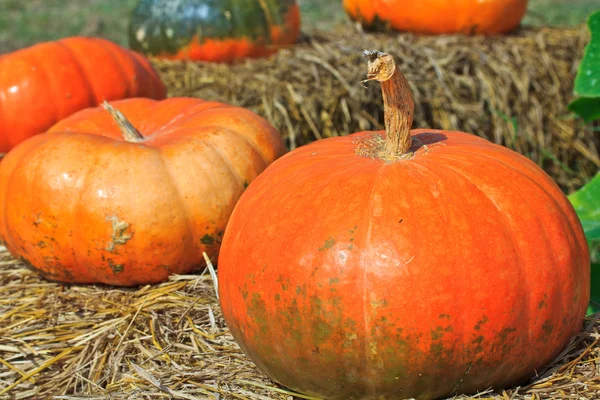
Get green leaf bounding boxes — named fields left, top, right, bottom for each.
left=568, top=97, right=600, bottom=123
left=569, top=172, right=600, bottom=252
left=569, top=173, right=600, bottom=316
left=569, top=10, right=600, bottom=122
left=587, top=262, right=600, bottom=316
left=574, top=10, right=600, bottom=97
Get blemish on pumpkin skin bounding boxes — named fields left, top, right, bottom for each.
left=474, top=315, right=489, bottom=330
left=107, top=259, right=125, bottom=274
left=472, top=335, right=485, bottom=351
left=106, top=215, right=133, bottom=252
left=248, top=293, right=269, bottom=334
left=542, top=320, right=554, bottom=336
left=296, top=284, right=306, bottom=296
left=318, top=237, right=335, bottom=251
left=538, top=294, right=549, bottom=310
left=431, top=327, right=445, bottom=341
left=498, top=327, right=516, bottom=341
left=201, top=234, right=215, bottom=245
left=37, top=241, right=47, bottom=248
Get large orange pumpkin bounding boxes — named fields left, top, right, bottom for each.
left=343, top=0, right=529, bottom=35
left=0, top=97, right=285, bottom=286
left=0, top=36, right=166, bottom=155
left=218, top=51, right=590, bottom=399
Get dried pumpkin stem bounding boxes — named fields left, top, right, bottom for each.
left=363, top=50, right=414, bottom=158
left=102, top=101, right=145, bottom=143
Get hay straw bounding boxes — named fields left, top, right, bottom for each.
left=153, top=25, right=598, bottom=193
left=0, top=242, right=599, bottom=399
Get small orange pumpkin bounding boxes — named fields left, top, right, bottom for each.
left=0, top=97, right=285, bottom=286
left=343, top=0, right=529, bottom=35
left=0, top=36, right=166, bottom=155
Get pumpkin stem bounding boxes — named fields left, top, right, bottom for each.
left=102, top=101, right=145, bottom=143
left=363, top=50, right=414, bottom=158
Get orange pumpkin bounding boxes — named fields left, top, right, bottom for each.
left=0, top=36, right=166, bottom=155
left=217, top=51, right=590, bottom=399
left=0, top=97, right=285, bottom=286
left=343, top=0, right=529, bottom=35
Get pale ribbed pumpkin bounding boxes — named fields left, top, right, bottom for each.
left=0, top=97, right=285, bottom=286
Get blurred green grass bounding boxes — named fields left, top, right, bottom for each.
left=0, top=0, right=598, bottom=52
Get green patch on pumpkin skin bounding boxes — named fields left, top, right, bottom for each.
left=474, top=315, right=489, bottom=330
left=498, top=326, right=517, bottom=341
left=295, top=284, right=306, bottom=296
left=318, top=236, right=335, bottom=251
left=248, top=292, right=269, bottom=334
left=107, top=259, right=124, bottom=274
left=472, top=335, right=485, bottom=351
left=542, top=320, right=555, bottom=336
left=431, top=326, right=445, bottom=341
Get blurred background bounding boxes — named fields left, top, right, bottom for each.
left=1, top=0, right=598, bottom=52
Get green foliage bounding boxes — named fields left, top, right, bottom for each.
left=568, top=10, right=600, bottom=123
left=570, top=173, right=600, bottom=255
left=568, top=173, right=600, bottom=315
left=567, top=10, right=600, bottom=315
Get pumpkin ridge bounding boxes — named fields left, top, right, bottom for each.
left=91, top=39, right=135, bottom=99
left=443, top=162, right=529, bottom=384
left=69, top=135, right=112, bottom=283
left=187, top=111, right=282, bottom=162
left=150, top=103, right=233, bottom=136
left=361, top=162, right=388, bottom=394
left=31, top=44, right=66, bottom=129
left=257, top=0, right=275, bottom=40
left=436, top=157, right=581, bottom=385
left=152, top=147, right=197, bottom=261
left=0, top=133, right=60, bottom=255
left=436, top=147, right=583, bottom=240
left=129, top=52, right=167, bottom=99
left=200, top=131, right=255, bottom=192
left=55, top=39, right=100, bottom=105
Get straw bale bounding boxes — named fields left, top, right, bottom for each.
left=154, top=25, right=599, bottom=192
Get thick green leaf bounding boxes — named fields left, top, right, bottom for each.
left=569, top=172, right=600, bottom=251
left=568, top=97, right=600, bottom=123
left=569, top=10, right=600, bottom=122
left=587, top=263, right=600, bottom=316
left=574, top=10, right=600, bottom=97
left=569, top=173, right=600, bottom=316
